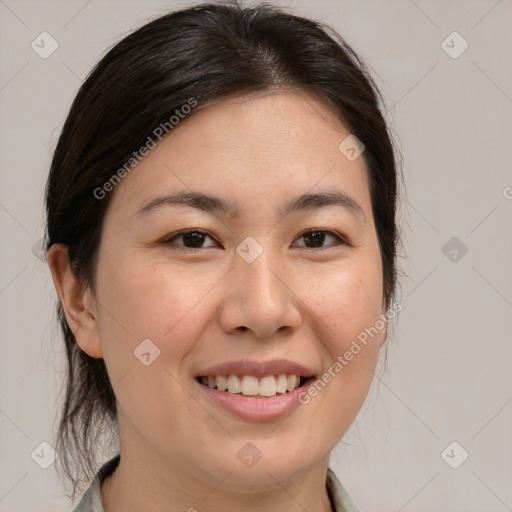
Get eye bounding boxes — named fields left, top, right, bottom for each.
left=163, top=228, right=347, bottom=250
left=292, top=229, right=347, bottom=249
left=163, top=229, right=219, bottom=249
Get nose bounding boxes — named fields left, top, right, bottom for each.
left=218, top=247, right=302, bottom=339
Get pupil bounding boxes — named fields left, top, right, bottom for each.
left=304, top=232, right=325, bottom=247
left=183, top=232, right=204, bottom=248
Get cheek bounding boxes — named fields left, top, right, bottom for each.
left=95, top=253, right=227, bottom=364
left=93, top=254, right=220, bottom=431
left=302, top=255, right=384, bottom=349
left=299, top=256, right=383, bottom=427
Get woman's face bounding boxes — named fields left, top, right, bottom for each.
left=85, top=90, right=386, bottom=489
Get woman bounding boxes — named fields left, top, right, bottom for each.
left=45, top=1, right=401, bottom=511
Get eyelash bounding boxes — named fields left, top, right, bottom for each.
left=163, top=228, right=348, bottom=250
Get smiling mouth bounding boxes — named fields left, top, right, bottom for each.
left=196, top=374, right=312, bottom=399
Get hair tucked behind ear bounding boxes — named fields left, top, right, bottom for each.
left=45, top=0, right=401, bottom=498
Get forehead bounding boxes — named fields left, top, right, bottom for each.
left=106, top=89, right=372, bottom=220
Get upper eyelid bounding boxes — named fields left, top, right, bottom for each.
left=165, top=228, right=347, bottom=247
left=164, top=228, right=218, bottom=244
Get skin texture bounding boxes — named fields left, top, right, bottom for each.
left=48, top=89, right=387, bottom=512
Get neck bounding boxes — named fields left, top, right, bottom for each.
left=101, top=448, right=333, bottom=512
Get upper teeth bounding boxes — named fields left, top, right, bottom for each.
left=200, top=374, right=301, bottom=397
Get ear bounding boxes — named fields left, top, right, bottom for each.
left=47, top=243, right=103, bottom=358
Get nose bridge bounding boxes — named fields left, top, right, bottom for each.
left=237, top=241, right=285, bottom=306
left=220, top=239, right=301, bottom=337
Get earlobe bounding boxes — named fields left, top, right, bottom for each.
left=47, top=243, right=104, bottom=358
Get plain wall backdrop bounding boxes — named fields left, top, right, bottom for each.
left=0, top=0, right=511, bottom=511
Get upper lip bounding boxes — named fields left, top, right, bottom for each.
left=195, top=359, right=316, bottom=379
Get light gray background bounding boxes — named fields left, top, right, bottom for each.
left=1, top=0, right=511, bottom=511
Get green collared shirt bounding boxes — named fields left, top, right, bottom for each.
left=71, top=455, right=360, bottom=512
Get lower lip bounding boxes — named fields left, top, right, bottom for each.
left=196, top=379, right=314, bottom=422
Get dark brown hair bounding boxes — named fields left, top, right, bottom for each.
left=45, top=0, right=401, bottom=498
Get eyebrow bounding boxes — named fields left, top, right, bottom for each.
left=136, top=189, right=365, bottom=222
